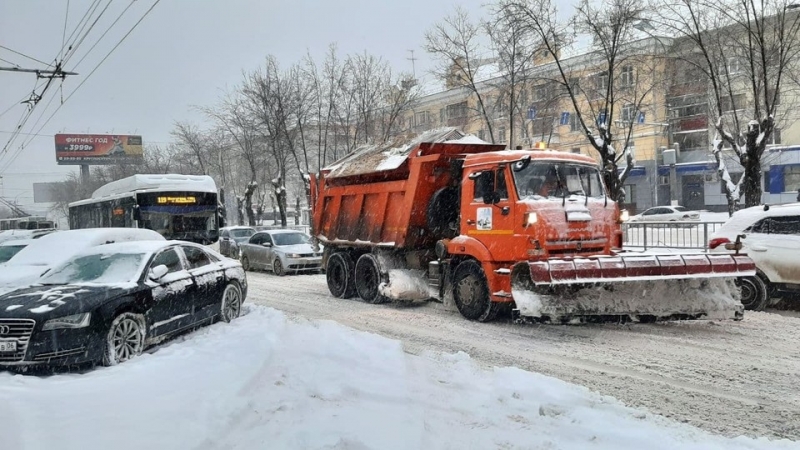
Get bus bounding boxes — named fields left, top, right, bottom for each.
left=68, top=174, right=224, bottom=244
left=0, top=216, right=55, bottom=231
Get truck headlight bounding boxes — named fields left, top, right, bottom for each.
left=524, top=212, right=538, bottom=226
left=619, top=209, right=630, bottom=222
left=42, top=313, right=91, bottom=331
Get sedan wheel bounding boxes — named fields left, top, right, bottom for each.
left=241, top=255, right=251, bottom=271
left=220, top=283, right=243, bottom=322
left=103, top=312, right=146, bottom=366
left=273, top=258, right=286, bottom=277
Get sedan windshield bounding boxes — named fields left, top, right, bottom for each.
left=272, top=232, right=310, bottom=246
left=514, top=162, right=605, bottom=200
left=0, top=244, right=26, bottom=263
left=40, top=253, right=145, bottom=285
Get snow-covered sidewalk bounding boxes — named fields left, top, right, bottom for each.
left=0, top=305, right=796, bottom=450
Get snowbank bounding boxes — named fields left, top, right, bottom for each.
left=0, top=306, right=796, bottom=450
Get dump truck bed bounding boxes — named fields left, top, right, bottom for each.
left=311, top=129, right=505, bottom=249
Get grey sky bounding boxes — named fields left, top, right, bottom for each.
left=1, top=0, right=497, bottom=211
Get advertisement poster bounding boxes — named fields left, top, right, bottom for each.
left=55, top=134, right=143, bottom=165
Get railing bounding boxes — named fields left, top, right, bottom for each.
left=622, top=221, right=726, bottom=250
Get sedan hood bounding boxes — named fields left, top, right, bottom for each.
left=0, top=284, right=137, bottom=320
left=0, top=264, right=51, bottom=288
left=275, top=243, right=315, bottom=255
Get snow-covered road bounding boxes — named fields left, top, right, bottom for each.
left=247, top=272, right=800, bottom=441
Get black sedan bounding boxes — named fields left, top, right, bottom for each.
left=0, top=240, right=247, bottom=368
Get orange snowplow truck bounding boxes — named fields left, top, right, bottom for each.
left=311, top=128, right=756, bottom=323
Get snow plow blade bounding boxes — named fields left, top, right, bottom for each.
left=510, top=254, right=756, bottom=323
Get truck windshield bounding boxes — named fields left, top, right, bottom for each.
left=514, top=162, right=605, bottom=200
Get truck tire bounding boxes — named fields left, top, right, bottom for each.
left=327, top=252, right=356, bottom=299
left=355, top=254, right=388, bottom=304
left=736, top=275, right=769, bottom=311
left=453, top=260, right=496, bottom=322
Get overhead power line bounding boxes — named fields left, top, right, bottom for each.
left=0, top=45, right=50, bottom=67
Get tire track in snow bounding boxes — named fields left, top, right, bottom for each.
left=245, top=271, right=800, bottom=440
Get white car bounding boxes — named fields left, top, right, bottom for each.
left=0, top=228, right=165, bottom=296
left=630, top=206, right=701, bottom=223
left=708, top=203, right=800, bottom=311
left=0, top=239, right=36, bottom=264
left=0, top=228, right=55, bottom=244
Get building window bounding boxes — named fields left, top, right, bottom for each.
left=439, top=108, right=446, bottom=124
left=768, top=128, right=782, bottom=145
left=531, top=116, right=553, bottom=136
left=720, top=94, right=746, bottom=112
left=534, top=84, right=548, bottom=101
left=620, top=104, right=635, bottom=122
left=497, top=126, right=507, bottom=143
left=478, top=129, right=485, bottom=141
left=727, top=57, right=742, bottom=75
left=659, top=174, right=670, bottom=185
left=414, top=111, right=430, bottom=128
left=784, top=166, right=800, bottom=192
left=446, top=101, right=468, bottom=119
left=569, top=112, right=581, bottom=132
left=594, top=71, right=609, bottom=91
left=674, top=130, right=707, bottom=153
left=571, top=147, right=581, bottom=154
left=620, top=65, right=634, bottom=88
left=623, top=184, right=636, bottom=203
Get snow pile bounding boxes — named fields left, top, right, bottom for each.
left=443, top=134, right=490, bottom=144
left=378, top=269, right=434, bottom=301
left=1, top=305, right=796, bottom=450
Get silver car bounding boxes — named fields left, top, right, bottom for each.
left=219, top=226, right=256, bottom=258
left=239, top=230, right=322, bottom=276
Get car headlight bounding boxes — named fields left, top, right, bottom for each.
left=42, top=313, right=91, bottom=331
left=287, top=253, right=301, bottom=258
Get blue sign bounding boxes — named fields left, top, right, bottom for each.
left=527, top=106, right=537, bottom=120
left=637, top=111, right=646, bottom=124
left=560, top=112, right=570, bottom=125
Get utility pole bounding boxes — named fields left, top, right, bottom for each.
left=406, top=50, right=417, bottom=79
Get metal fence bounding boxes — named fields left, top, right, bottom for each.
left=622, top=221, right=726, bottom=250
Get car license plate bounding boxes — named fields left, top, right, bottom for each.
left=0, top=340, right=17, bottom=352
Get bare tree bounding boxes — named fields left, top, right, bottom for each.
left=656, top=0, right=800, bottom=212
left=425, top=7, right=497, bottom=142
left=485, top=1, right=538, bottom=148
left=171, top=121, right=209, bottom=175
left=504, top=0, right=654, bottom=201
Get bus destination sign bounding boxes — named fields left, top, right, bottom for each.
left=157, top=196, right=197, bottom=205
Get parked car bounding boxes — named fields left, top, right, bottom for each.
left=218, top=226, right=256, bottom=258
left=0, top=228, right=56, bottom=244
left=0, top=228, right=164, bottom=297
left=708, top=203, right=800, bottom=311
left=630, top=206, right=701, bottom=223
left=0, top=240, right=246, bottom=368
left=239, top=229, right=322, bottom=276
left=0, top=239, right=35, bottom=264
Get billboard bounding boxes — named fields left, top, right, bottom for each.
left=33, top=182, right=60, bottom=203
left=55, top=134, right=143, bottom=165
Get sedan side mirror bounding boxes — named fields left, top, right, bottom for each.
left=262, top=242, right=272, bottom=247
left=149, top=264, right=169, bottom=281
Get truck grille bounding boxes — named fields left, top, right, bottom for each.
left=546, top=238, right=607, bottom=256
left=0, top=318, right=35, bottom=363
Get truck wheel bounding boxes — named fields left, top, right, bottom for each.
left=736, top=275, right=769, bottom=311
left=327, top=252, right=356, bottom=298
left=355, top=254, right=388, bottom=304
left=453, top=260, right=496, bottom=322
